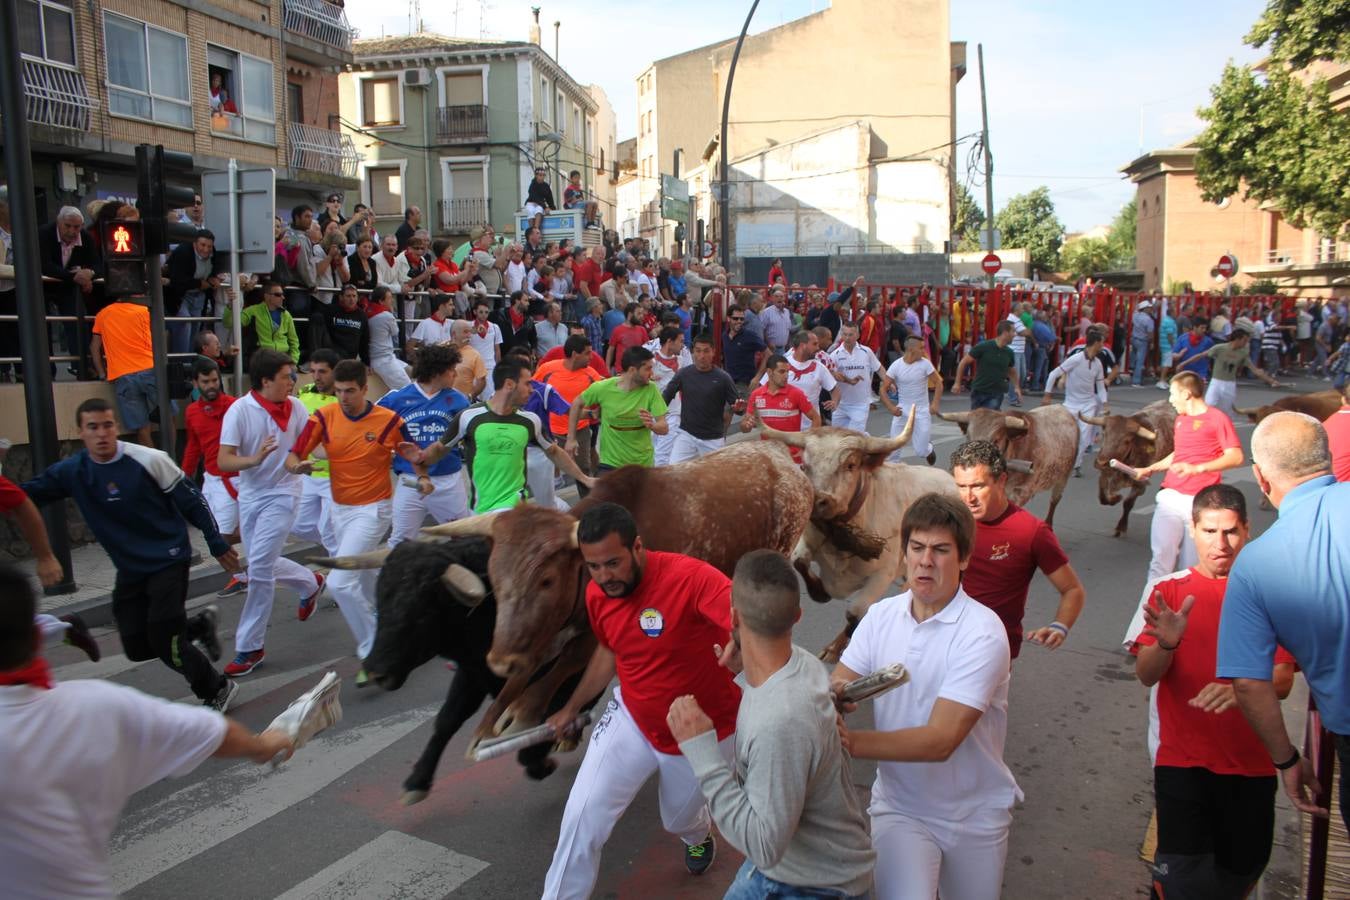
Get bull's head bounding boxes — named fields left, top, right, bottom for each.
left=1079, top=409, right=1158, bottom=506
left=937, top=409, right=1029, bottom=459
left=761, top=410, right=914, bottom=521
left=1233, top=403, right=1266, bottom=424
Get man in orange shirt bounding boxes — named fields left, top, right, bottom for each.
left=91, top=297, right=157, bottom=446
left=285, top=359, right=411, bottom=679
left=449, top=319, right=488, bottom=400
left=536, top=334, right=605, bottom=476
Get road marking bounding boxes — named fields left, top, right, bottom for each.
left=173, top=658, right=343, bottom=705
left=109, top=704, right=436, bottom=894
left=1133, top=504, right=1155, bottom=516
left=53, top=652, right=145, bottom=682
left=272, top=831, right=489, bottom=900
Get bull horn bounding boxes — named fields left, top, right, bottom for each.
left=569, top=520, right=580, bottom=549
left=759, top=427, right=808, bottom=448
left=1233, top=405, right=1258, bottom=416
left=441, top=563, right=487, bottom=607
left=936, top=410, right=972, bottom=424
left=1134, top=425, right=1158, bottom=442
left=1078, top=410, right=1108, bottom=427
left=312, top=548, right=392, bottom=570
left=1003, top=416, right=1029, bottom=432
left=861, top=405, right=914, bottom=454
left=421, top=514, right=498, bottom=539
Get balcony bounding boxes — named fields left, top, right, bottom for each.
left=288, top=122, right=361, bottom=180
left=438, top=197, right=489, bottom=233
left=18, top=59, right=97, bottom=132
left=1254, top=246, right=1347, bottom=268
left=283, top=0, right=356, bottom=63
left=435, top=105, right=489, bottom=143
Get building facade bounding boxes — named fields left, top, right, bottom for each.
left=338, top=31, right=598, bottom=242
left=586, top=83, right=618, bottom=227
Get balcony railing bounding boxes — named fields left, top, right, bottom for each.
left=435, top=105, right=489, bottom=142
left=283, top=0, right=355, bottom=52
left=1260, top=246, right=1345, bottom=266
left=288, top=122, right=361, bottom=179
left=18, top=59, right=97, bottom=132
left=438, top=197, right=489, bottom=232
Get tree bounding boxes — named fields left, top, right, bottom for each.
left=995, top=187, right=1063, bottom=272
left=1194, top=0, right=1350, bottom=237
left=1061, top=238, right=1115, bottom=279
left=1105, top=198, right=1136, bottom=265
left=953, top=183, right=986, bottom=252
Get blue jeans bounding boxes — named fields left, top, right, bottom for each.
left=1028, top=344, right=1048, bottom=391
left=970, top=391, right=1003, bottom=411
left=172, top=290, right=207, bottom=356
left=723, top=860, right=868, bottom=900
left=1130, top=337, right=1150, bottom=385
left=1007, top=350, right=1026, bottom=402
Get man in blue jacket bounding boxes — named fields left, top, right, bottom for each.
left=23, top=398, right=241, bottom=711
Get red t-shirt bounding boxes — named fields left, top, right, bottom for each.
left=182, top=393, right=237, bottom=479
left=539, top=345, right=610, bottom=376
left=962, top=503, right=1070, bottom=658
left=749, top=384, right=814, bottom=463
left=0, top=475, right=27, bottom=513
left=573, top=257, right=602, bottom=298
left=586, top=551, right=740, bottom=754
left=1131, top=569, right=1295, bottom=775
left=609, top=324, right=649, bottom=361
left=1324, top=406, right=1350, bottom=482
left=1163, top=407, right=1240, bottom=495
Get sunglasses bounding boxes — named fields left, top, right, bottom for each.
left=729, top=317, right=745, bottom=322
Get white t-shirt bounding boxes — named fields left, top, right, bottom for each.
left=504, top=260, right=527, bottom=295
left=885, top=356, right=936, bottom=412
left=840, top=588, right=1021, bottom=822
left=1006, top=313, right=1028, bottom=354
left=367, top=310, right=400, bottom=361
left=468, top=321, right=503, bottom=366
left=1046, top=350, right=1104, bottom=409
left=219, top=391, right=306, bottom=498
left=410, top=315, right=454, bottom=346
left=648, top=345, right=693, bottom=415
left=0, top=681, right=226, bottom=899
left=759, top=356, right=838, bottom=410
left=829, top=344, right=882, bottom=406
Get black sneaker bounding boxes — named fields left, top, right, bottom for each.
left=925, top=449, right=937, bottom=466
left=205, top=677, right=239, bottom=713
left=190, top=605, right=222, bottom=662
left=684, top=833, right=716, bottom=876
left=59, top=614, right=101, bottom=662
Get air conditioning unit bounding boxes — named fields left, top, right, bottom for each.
left=404, top=68, right=431, bottom=88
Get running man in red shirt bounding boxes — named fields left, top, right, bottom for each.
left=542, top=503, right=740, bottom=898
left=1130, top=484, right=1296, bottom=899
left=1324, top=381, right=1350, bottom=481
left=742, top=355, right=820, bottom=463
left=181, top=359, right=249, bottom=598
left=951, top=441, right=1085, bottom=658
left=286, top=359, right=411, bottom=678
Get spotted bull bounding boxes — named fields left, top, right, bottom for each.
left=1081, top=400, right=1176, bottom=537
left=1234, top=389, right=1341, bottom=424
left=937, top=404, right=1078, bottom=527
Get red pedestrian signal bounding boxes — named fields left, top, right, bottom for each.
left=101, top=218, right=145, bottom=260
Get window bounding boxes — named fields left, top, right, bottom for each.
left=540, top=77, right=551, bottom=125
left=573, top=105, right=582, bottom=146
left=442, top=71, right=482, bottom=106
left=360, top=76, right=401, bottom=127
left=367, top=164, right=403, bottom=214
left=18, top=0, right=76, bottom=66
left=103, top=13, right=190, bottom=127
left=557, top=90, right=565, bottom=132
left=207, top=45, right=275, bottom=144
left=441, top=157, right=487, bottom=229
left=287, top=82, right=303, bottom=122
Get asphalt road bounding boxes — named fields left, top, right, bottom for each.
left=48, top=374, right=1321, bottom=899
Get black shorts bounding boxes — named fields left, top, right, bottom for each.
left=1152, top=765, right=1276, bottom=898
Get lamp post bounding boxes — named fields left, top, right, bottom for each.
left=717, top=0, right=761, bottom=276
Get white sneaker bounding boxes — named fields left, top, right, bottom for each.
left=1155, top=380, right=1167, bottom=390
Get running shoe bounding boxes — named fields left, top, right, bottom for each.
left=298, top=572, right=325, bottom=622
left=224, top=648, right=264, bottom=677
left=684, top=834, right=716, bottom=875
left=216, top=576, right=248, bottom=598
left=59, top=614, right=100, bottom=662
left=205, top=678, right=240, bottom=713
left=925, top=450, right=937, bottom=466
left=354, top=668, right=371, bottom=689
left=190, top=605, right=222, bottom=662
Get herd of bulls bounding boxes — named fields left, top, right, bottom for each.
left=320, top=388, right=1342, bottom=805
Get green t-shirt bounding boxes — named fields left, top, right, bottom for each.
left=296, top=385, right=338, bottom=478
left=443, top=405, right=551, bottom=513
left=1206, top=340, right=1252, bottom=383
left=969, top=339, right=1015, bottom=395
left=580, top=377, right=668, bottom=468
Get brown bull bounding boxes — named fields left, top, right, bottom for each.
left=936, top=404, right=1078, bottom=527
left=1080, top=400, right=1176, bottom=537
left=1234, top=389, right=1341, bottom=424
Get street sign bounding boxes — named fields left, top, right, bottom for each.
left=100, top=219, right=147, bottom=296
left=662, top=196, right=690, bottom=223
left=203, top=166, right=276, bottom=274
left=981, top=253, right=1002, bottom=274
left=979, top=229, right=1002, bottom=252
left=1216, top=253, right=1239, bottom=278
left=701, top=241, right=716, bottom=259
left=661, top=174, right=689, bottom=203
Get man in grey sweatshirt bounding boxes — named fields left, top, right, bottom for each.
left=667, top=549, right=875, bottom=899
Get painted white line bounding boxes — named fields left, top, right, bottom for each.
left=53, top=653, right=145, bottom=682
left=273, top=831, right=489, bottom=900
left=1132, top=503, right=1156, bottom=517
left=109, top=704, right=436, bottom=894
left=173, top=658, right=343, bottom=705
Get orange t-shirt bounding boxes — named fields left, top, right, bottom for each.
left=452, top=344, right=488, bottom=397
left=93, top=301, right=154, bottom=381
left=534, top=359, right=605, bottom=435
left=293, top=402, right=409, bottom=505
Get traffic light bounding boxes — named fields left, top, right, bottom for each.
left=100, top=218, right=146, bottom=296
left=134, top=143, right=200, bottom=255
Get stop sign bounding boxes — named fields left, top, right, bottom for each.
left=1216, top=254, right=1238, bottom=278
left=981, top=253, right=1002, bottom=275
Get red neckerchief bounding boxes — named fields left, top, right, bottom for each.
left=404, top=248, right=423, bottom=267
left=430, top=313, right=446, bottom=324
left=1189, top=333, right=1202, bottom=347
left=250, top=390, right=294, bottom=432
left=787, top=357, right=817, bottom=378
left=0, top=657, right=53, bottom=689
left=382, top=252, right=397, bottom=267
left=510, top=308, right=525, bottom=329
left=655, top=353, right=680, bottom=372
left=366, top=301, right=391, bottom=320
left=475, top=321, right=490, bottom=338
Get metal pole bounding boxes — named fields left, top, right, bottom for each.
left=147, top=263, right=175, bottom=458
left=978, top=44, right=995, bottom=290
left=0, top=0, right=74, bottom=592
left=228, top=159, right=244, bottom=392
left=718, top=0, right=761, bottom=278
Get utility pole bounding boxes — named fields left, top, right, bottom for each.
left=978, top=43, right=995, bottom=290
left=718, top=0, right=762, bottom=276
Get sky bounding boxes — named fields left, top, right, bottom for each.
left=345, top=0, right=1269, bottom=231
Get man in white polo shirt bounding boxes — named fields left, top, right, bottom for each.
left=1043, top=326, right=1108, bottom=477
left=217, top=349, right=325, bottom=677
left=829, top=321, right=882, bottom=434
left=833, top=492, right=1020, bottom=900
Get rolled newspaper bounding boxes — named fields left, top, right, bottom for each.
left=839, top=663, right=910, bottom=703
left=1006, top=459, right=1035, bottom=475
left=471, top=713, right=593, bottom=763
left=1108, top=458, right=1143, bottom=481
left=265, top=671, right=343, bottom=768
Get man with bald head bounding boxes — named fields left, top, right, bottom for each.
left=1217, top=411, right=1350, bottom=831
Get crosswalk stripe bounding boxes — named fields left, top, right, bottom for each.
left=52, top=652, right=144, bottom=682
left=109, top=703, right=436, bottom=894
left=173, top=658, right=343, bottom=706
left=272, top=830, right=489, bottom=900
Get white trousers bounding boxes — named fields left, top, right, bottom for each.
left=326, top=500, right=390, bottom=659
left=202, top=473, right=239, bottom=535
left=1204, top=379, right=1237, bottom=417
left=653, top=411, right=681, bottom=466
left=291, top=475, right=337, bottom=557
left=480, top=362, right=496, bottom=402
left=36, top=614, right=68, bottom=645
left=1136, top=487, right=1199, bottom=625
left=871, top=804, right=1013, bottom=900
left=1064, top=400, right=1099, bottom=469
left=371, top=354, right=411, bottom=391
left=526, top=444, right=556, bottom=508
left=889, top=403, right=932, bottom=462
left=833, top=402, right=871, bottom=433
left=236, top=491, right=316, bottom=653
left=542, top=689, right=734, bottom=900
left=389, top=471, right=469, bottom=546
left=669, top=429, right=725, bottom=464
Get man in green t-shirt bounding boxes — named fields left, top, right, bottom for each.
left=952, top=320, right=1020, bottom=410
left=1202, top=322, right=1280, bottom=416
left=410, top=359, right=593, bottom=513
left=292, top=348, right=340, bottom=557
left=566, top=346, right=669, bottom=471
